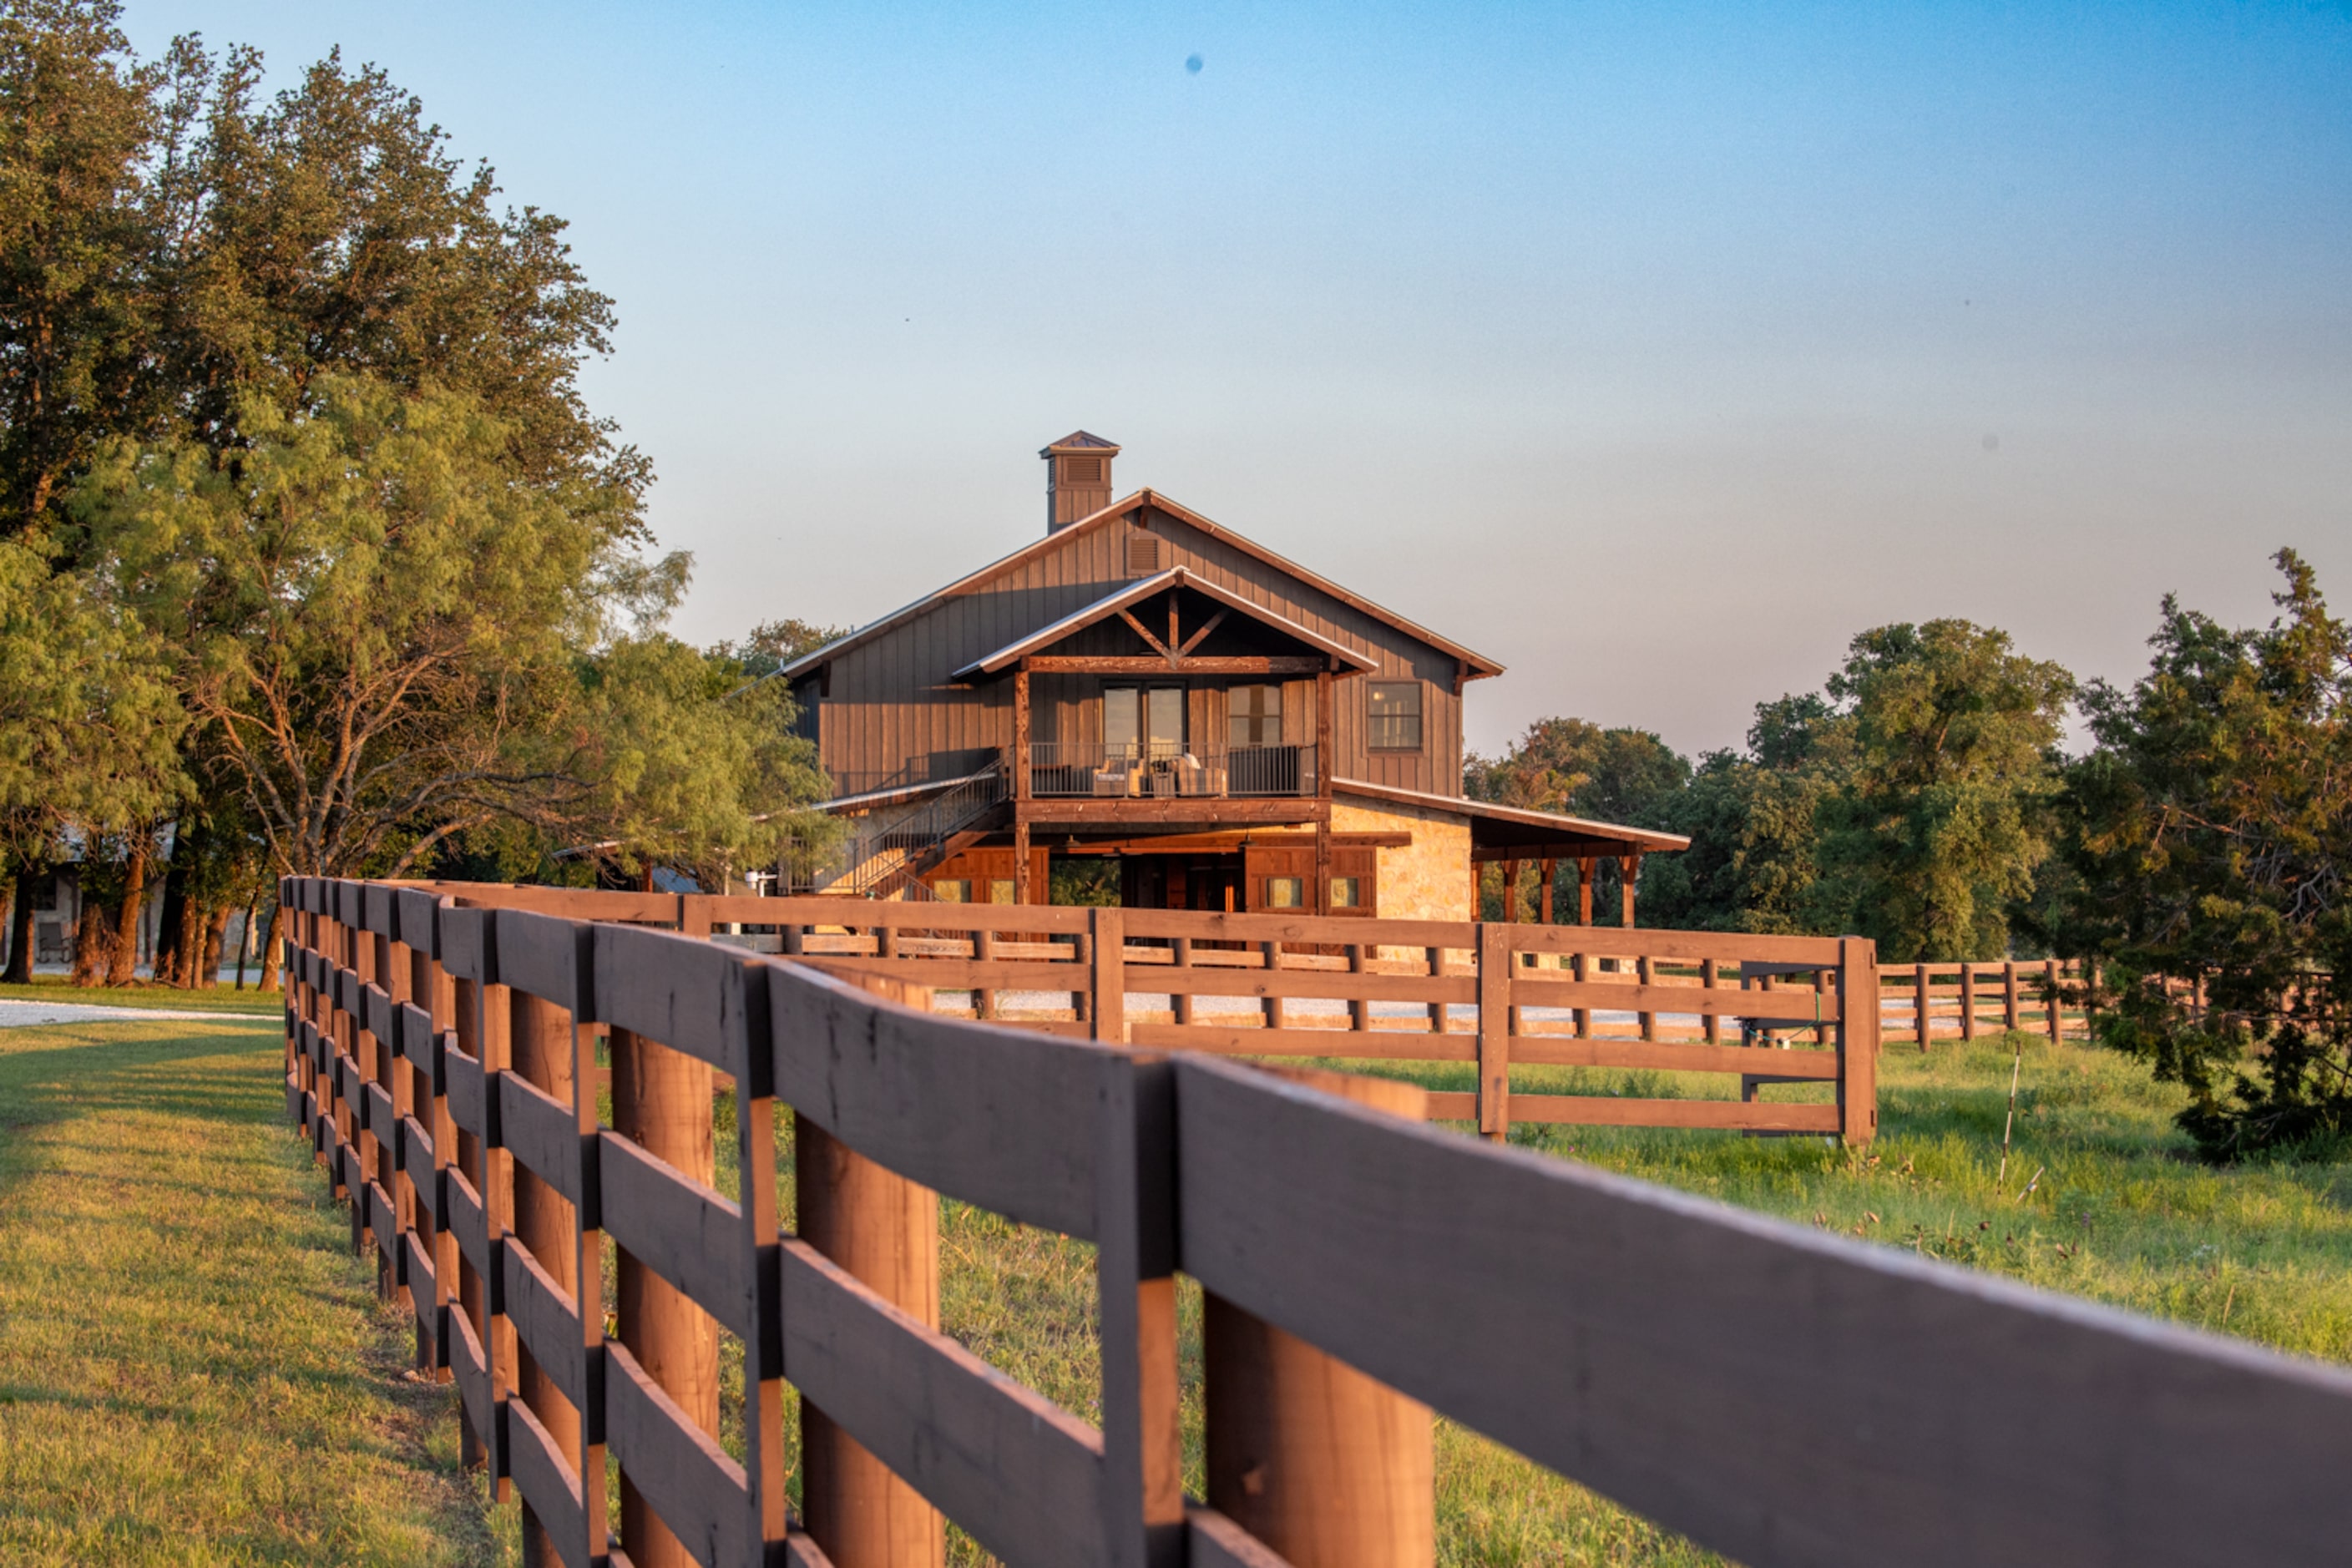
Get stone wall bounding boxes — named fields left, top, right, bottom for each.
left=1332, top=795, right=1474, bottom=924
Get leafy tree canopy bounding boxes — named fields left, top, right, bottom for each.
left=2055, top=549, right=2352, bottom=1158
left=1814, top=619, right=2074, bottom=962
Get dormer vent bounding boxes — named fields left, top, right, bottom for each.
left=1040, top=430, right=1119, bottom=532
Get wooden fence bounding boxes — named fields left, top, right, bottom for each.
left=368, top=883, right=1879, bottom=1144
left=281, top=874, right=2352, bottom=1568
left=1888, top=958, right=2091, bottom=1048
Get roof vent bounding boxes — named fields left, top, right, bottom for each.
left=1040, top=430, right=1119, bottom=533
left=1125, top=529, right=1164, bottom=576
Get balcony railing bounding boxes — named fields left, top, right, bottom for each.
left=1024, top=742, right=1318, bottom=800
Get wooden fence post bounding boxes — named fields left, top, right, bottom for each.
left=1915, top=964, right=1931, bottom=1050
left=611, top=1023, right=721, bottom=1568
left=2003, top=960, right=2021, bottom=1033
left=2044, top=958, right=2061, bottom=1042
left=1205, top=1068, right=1434, bottom=1566
left=799, top=975, right=945, bottom=1568
left=1476, top=923, right=1511, bottom=1141
left=1960, top=964, right=1978, bottom=1042
left=509, top=987, right=592, bottom=1567
left=1092, top=905, right=1128, bottom=1044
left=1839, top=937, right=1879, bottom=1146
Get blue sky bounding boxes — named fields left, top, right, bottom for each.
left=119, top=1, right=2352, bottom=756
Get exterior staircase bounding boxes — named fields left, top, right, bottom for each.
left=806, top=765, right=1008, bottom=901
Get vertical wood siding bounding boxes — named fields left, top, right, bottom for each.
left=816, top=505, right=1468, bottom=796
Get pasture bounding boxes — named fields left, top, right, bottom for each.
left=2, top=1011, right=2346, bottom=1564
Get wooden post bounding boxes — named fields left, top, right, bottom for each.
left=1702, top=958, right=1721, bottom=1044
left=1572, top=948, right=1591, bottom=1039
left=1914, top=964, right=1931, bottom=1050
left=508, top=988, right=602, bottom=1566
left=1346, top=943, right=1370, bottom=1035
left=454, top=968, right=503, bottom=1482
left=1315, top=667, right=1333, bottom=800
left=2044, top=958, right=2061, bottom=1042
left=799, top=974, right=944, bottom=1568
left=1475, top=922, right=1510, bottom=1141
left=611, top=1024, right=720, bottom=1568
left=1960, top=964, right=1978, bottom=1041
left=1576, top=859, right=1593, bottom=927
left=1839, top=936, right=1879, bottom=1146
left=1090, top=906, right=1127, bottom=1043
left=1205, top=1069, right=1434, bottom=1566
left=1637, top=953, right=1657, bottom=1041
left=1500, top=859, right=1520, bottom=925
left=1620, top=853, right=1639, bottom=929
left=1013, top=815, right=1032, bottom=905
left=1014, top=663, right=1032, bottom=802
left=1314, top=819, right=1333, bottom=918
left=1537, top=859, right=1555, bottom=926
left=1171, top=934, right=1195, bottom=1027
left=1261, top=940, right=1285, bottom=1032
left=2003, top=959, right=2021, bottom=1033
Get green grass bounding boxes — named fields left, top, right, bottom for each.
left=0, top=1015, right=503, bottom=1565
left=14, top=1009, right=2351, bottom=1565
left=0, top=974, right=285, bottom=1015
left=914, top=1029, right=2352, bottom=1565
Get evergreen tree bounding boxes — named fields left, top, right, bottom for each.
left=2055, top=550, right=2352, bottom=1159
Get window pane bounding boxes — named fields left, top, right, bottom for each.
left=1329, top=877, right=1359, bottom=908
left=1147, top=687, right=1185, bottom=756
left=933, top=880, right=970, bottom=903
left=1368, top=681, right=1424, bottom=750
left=1104, top=685, right=1140, bottom=757
left=1265, top=877, right=1304, bottom=908
left=1228, top=684, right=1281, bottom=749
left=988, top=879, right=1017, bottom=904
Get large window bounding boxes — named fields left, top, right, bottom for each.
left=1367, top=681, right=1423, bottom=751
left=1228, top=684, right=1282, bottom=748
left=1105, top=685, right=1185, bottom=758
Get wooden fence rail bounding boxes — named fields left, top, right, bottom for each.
left=282, top=875, right=2352, bottom=1568
left=384, top=883, right=1878, bottom=1145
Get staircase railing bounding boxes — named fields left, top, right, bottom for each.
left=792, top=761, right=1007, bottom=898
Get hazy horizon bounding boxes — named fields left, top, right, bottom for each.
left=118, top=0, right=2352, bottom=758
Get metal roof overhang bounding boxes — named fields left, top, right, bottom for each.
left=1331, top=778, right=1691, bottom=860
left=951, top=567, right=1379, bottom=680
left=816, top=768, right=998, bottom=816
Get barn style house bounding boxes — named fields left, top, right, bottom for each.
left=779, top=433, right=1685, bottom=922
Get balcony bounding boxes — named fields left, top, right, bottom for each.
left=1024, top=742, right=1319, bottom=800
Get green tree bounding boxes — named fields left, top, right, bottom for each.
left=1466, top=717, right=1690, bottom=922
left=74, top=374, right=634, bottom=878
left=1641, top=695, right=1854, bottom=934
left=2055, top=550, right=2352, bottom=1159
left=710, top=617, right=847, bottom=681
left=0, top=0, right=160, bottom=545
left=0, top=529, right=184, bottom=979
left=567, top=631, right=830, bottom=891
left=1815, top=620, right=2073, bottom=962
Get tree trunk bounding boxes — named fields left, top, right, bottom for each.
left=235, top=896, right=259, bottom=989
left=106, top=842, right=148, bottom=986
left=257, top=902, right=282, bottom=994
left=72, top=896, right=114, bottom=987
left=3, top=867, right=35, bottom=984
left=151, top=834, right=192, bottom=986
left=171, top=895, right=204, bottom=988
left=199, top=905, right=230, bottom=989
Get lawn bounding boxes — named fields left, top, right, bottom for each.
left=0, top=974, right=284, bottom=1015
left=0, top=1014, right=502, bottom=1565
left=9, top=1009, right=2349, bottom=1565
